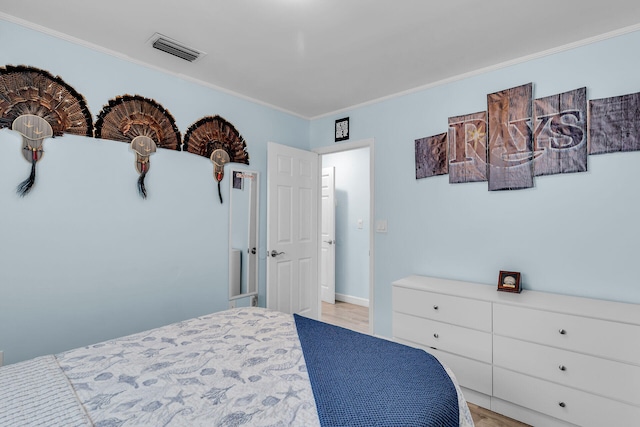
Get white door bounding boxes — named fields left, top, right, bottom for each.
left=320, top=167, right=336, bottom=304
left=266, top=142, right=319, bottom=319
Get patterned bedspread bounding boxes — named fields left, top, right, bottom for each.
left=1, top=307, right=474, bottom=426
left=56, top=308, right=320, bottom=427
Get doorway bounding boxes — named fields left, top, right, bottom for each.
left=315, top=139, right=374, bottom=333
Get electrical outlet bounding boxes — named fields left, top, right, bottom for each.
left=229, top=300, right=236, bottom=309
left=250, top=296, right=258, bottom=307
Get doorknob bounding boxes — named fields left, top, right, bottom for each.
left=270, top=250, right=285, bottom=257
left=323, top=240, right=335, bottom=245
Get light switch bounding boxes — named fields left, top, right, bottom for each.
left=357, top=219, right=363, bottom=229
left=375, top=220, right=388, bottom=233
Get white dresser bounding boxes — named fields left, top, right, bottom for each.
left=392, top=275, right=640, bottom=427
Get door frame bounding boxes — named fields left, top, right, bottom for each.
left=314, top=138, right=374, bottom=334
left=320, top=166, right=336, bottom=304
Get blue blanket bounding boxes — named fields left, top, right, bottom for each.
left=294, top=315, right=459, bottom=427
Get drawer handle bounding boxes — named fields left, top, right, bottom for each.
left=558, top=365, right=566, bottom=371
left=433, top=333, right=439, bottom=339
left=558, top=328, right=567, bottom=335
left=433, top=305, right=439, bottom=310
left=558, top=402, right=566, bottom=408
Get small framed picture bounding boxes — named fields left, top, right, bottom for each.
left=232, top=171, right=243, bottom=190
left=335, top=117, right=349, bottom=142
left=498, top=271, right=521, bottom=293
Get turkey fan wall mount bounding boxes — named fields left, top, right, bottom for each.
left=94, top=94, right=181, bottom=199
left=183, top=115, right=250, bottom=203
left=0, top=65, right=94, bottom=196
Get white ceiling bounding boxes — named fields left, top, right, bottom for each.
left=2, top=0, right=640, bottom=118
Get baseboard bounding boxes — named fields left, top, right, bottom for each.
left=335, top=293, right=369, bottom=307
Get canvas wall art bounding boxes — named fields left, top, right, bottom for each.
left=533, top=87, right=587, bottom=176
left=448, top=111, right=488, bottom=183
left=487, top=83, right=534, bottom=191
left=415, top=132, right=448, bottom=179
left=589, top=92, right=640, bottom=154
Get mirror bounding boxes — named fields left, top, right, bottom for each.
left=229, top=169, right=259, bottom=300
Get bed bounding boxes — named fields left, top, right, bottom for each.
left=0, top=307, right=474, bottom=426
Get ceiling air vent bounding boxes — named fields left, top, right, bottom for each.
left=148, top=33, right=205, bottom=63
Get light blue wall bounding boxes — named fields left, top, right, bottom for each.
left=0, top=19, right=309, bottom=365
left=322, top=148, right=370, bottom=301
left=310, top=29, right=640, bottom=337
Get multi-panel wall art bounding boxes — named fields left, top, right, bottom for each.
left=447, top=111, right=487, bottom=184
left=487, top=83, right=534, bottom=191
left=415, top=133, right=448, bottom=179
left=415, top=82, right=633, bottom=191
left=589, top=92, right=640, bottom=154
left=533, top=87, right=587, bottom=176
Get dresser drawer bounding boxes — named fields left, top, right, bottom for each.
left=429, top=347, right=493, bottom=396
left=494, top=303, right=640, bottom=364
left=393, top=286, right=492, bottom=331
left=494, top=335, right=640, bottom=405
left=494, top=367, right=640, bottom=427
left=393, top=312, right=492, bottom=363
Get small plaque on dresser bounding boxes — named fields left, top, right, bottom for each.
left=497, top=271, right=521, bottom=293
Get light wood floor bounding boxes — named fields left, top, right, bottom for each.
left=320, top=301, right=531, bottom=427
left=321, top=300, right=370, bottom=334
